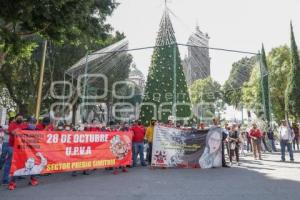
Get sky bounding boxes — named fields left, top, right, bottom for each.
left=108, top=0, right=300, bottom=84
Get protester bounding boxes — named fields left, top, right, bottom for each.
left=145, top=118, right=156, bottom=165
left=120, top=122, right=130, bottom=131
left=36, top=117, right=54, bottom=131
left=132, top=120, right=146, bottom=167
left=7, top=113, right=40, bottom=190
left=90, top=119, right=101, bottom=131
left=246, top=131, right=252, bottom=153
left=0, top=124, right=12, bottom=185
left=199, top=123, right=205, bottom=130
left=222, top=123, right=230, bottom=166
left=239, top=132, right=246, bottom=156
left=279, top=120, right=294, bottom=162
left=26, top=116, right=37, bottom=130
left=261, top=131, right=271, bottom=153
left=71, top=124, right=90, bottom=177
left=56, top=121, right=65, bottom=131
left=228, top=124, right=240, bottom=166
left=292, top=122, right=299, bottom=151
left=109, top=121, right=129, bottom=174
left=267, top=127, right=277, bottom=152
left=249, top=123, right=262, bottom=160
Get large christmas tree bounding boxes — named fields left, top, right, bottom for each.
left=140, top=9, right=191, bottom=125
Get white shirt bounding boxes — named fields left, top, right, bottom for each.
left=279, top=126, right=289, bottom=140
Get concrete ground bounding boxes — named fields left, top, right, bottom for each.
left=1, top=151, right=300, bottom=200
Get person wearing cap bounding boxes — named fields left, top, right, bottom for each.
left=132, top=120, right=146, bottom=167
left=145, top=118, right=156, bottom=165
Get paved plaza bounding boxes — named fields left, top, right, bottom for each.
left=1, top=152, right=300, bottom=200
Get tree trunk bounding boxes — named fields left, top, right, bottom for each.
left=0, top=51, right=6, bottom=70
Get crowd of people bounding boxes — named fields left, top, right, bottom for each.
left=220, top=119, right=298, bottom=167
left=0, top=113, right=299, bottom=191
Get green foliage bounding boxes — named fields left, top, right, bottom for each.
left=140, top=45, right=191, bottom=124
left=241, top=45, right=294, bottom=122
left=241, top=64, right=263, bottom=117
left=0, top=0, right=124, bottom=114
left=223, top=57, right=256, bottom=108
left=0, top=32, right=127, bottom=114
left=285, top=23, right=300, bottom=119
left=190, top=77, right=222, bottom=104
left=261, top=45, right=271, bottom=123
left=0, top=0, right=118, bottom=68
left=268, top=45, right=291, bottom=121
left=190, top=77, right=222, bottom=121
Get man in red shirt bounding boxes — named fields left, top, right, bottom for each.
left=36, top=117, right=54, bottom=131
left=8, top=114, right=40, bottom=190
left=132, top=120, right=146, bottom=167
left=249, top=123, right=262, bottom=160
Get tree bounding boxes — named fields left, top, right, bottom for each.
left=0, top=0, right=118, bottom=69
left=139, top=9, right=191, bottom=125
left=190, top=77, right=222, bottom=121
left=260, top=45, right=271, bottom=124
left=241, top=64, right=263, bottom=117
left=0, top=32, right=126, bottom=114
left=285, top=23, right=300, bottom=119
left=223, top=57, right=256, bottom=108
left=267, top=46, right=291, bottom=121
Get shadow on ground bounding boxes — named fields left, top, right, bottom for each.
left=1, top=153, right=300, bottom=200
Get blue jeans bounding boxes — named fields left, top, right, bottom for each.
left=133, top=142, right=145, bottom=166
left=280, top=140, right=294, bottom=161
left=269, top=139, right=277, bottom=152
left=0, top=143, right=13, bottom=183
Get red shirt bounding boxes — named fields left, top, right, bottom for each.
left=132, top=125, right=145, bottom=143
left=8, top=122, right=28, bottom=146
left=36, top=123, right=55, bottom=131
left=249, top=128, right=262, bottom=138
left=89, top=126, right=101, bottom=131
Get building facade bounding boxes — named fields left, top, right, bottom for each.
left=183, top=26, right=210, bottom=85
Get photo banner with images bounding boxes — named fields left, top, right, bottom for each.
left=10, top=130, right=132, bottom=176
left=151, top=125, right=222, bottom=168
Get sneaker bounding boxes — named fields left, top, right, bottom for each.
left=259, top=158, right=263, bottom=160
left=30, top=178, right=39, bottom=186
left=8, top=182, right=16, bottom=190
left=122, top=168, right=128, bottom=173
left=237, top=162, right=240, bottom=166
left=141, top=163, right=147, bottom=167
left=290, top=159, right=295, bottom=163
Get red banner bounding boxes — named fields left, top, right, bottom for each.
left=10, top=130, right=132, bottom=176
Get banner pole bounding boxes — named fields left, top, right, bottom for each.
left=35, top=40, right=47, bottom=122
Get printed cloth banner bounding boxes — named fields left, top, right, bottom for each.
left=151, top=125, right=222, bottom=168
left=10, top=130, right=132, bottom=176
